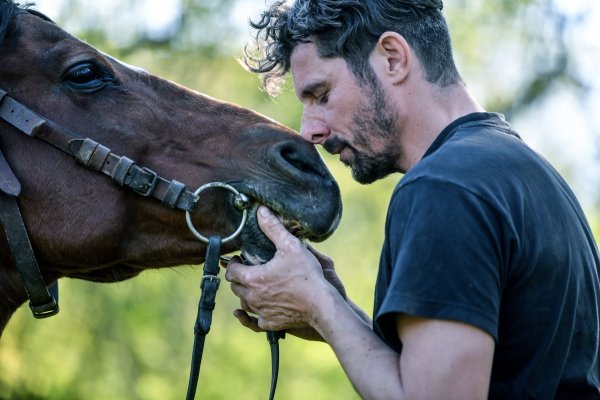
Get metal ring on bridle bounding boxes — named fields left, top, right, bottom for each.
left=185, top=182, right=248, bottom=244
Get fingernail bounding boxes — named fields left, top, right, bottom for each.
left=258, top=206, right=270, bottom=218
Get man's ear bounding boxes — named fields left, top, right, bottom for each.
left=371, top=31, right=411, bottom=85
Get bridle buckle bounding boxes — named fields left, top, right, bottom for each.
left=131, top=166, right=158, bottom=197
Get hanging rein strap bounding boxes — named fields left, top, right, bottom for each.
left=266, top=330, right=285, bottom=400
left=184, top=239, right=285, bottom=400
left=186, top=236, right=222, bottom=400
left=0, top=148, right=58, bottom=318
left=0, top=89, right=198, bottom=212
left=185, top=183, right=285, bottom=399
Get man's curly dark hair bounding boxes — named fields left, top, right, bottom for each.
left=244, top=0, right=462, bottom=95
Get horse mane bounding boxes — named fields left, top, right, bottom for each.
left=0, top=0, right=20, bottom=48
left=0, top=1, right=53, bottom=49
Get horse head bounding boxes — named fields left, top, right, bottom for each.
left=0, top=2, right=341, bottom=332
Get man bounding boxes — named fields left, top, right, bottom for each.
left=225, top=1, right=600, bottom=398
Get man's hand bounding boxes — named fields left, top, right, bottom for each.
left=225, top=206, right=342, bottom=334
left=226, top=251, right=343, bottom=340
left=230, top=308, right=326, bottom=342
left=307, top=244, right=347, bottom=300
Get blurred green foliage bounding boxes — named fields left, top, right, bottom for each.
left=1, top=0, right=598, bottom=399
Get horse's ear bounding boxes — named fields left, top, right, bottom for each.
left=0, top=146, right=21, bottom=197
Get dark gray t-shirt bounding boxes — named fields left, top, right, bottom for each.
left=373, top=113, right=600, bottom=399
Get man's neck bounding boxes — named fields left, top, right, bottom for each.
left=399, top=82, right=484, bottom=171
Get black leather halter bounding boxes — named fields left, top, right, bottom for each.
left=0, top=88, right=199, bottom=317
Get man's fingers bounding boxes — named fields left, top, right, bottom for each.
left=233, top=309, right=264, bottom=333
left=225, top=257, right=249, bottom=284
left=306, top=244, right=334, bottom=269
left=240, top=298, right=252, bottom=313
left=323, top=268, right=347, bottom=299
left=220, top=255, right=241, bottom=269
left=257, top=206, right=299, bottom=250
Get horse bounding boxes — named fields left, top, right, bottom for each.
left=0, top=1, right=342, bottom=335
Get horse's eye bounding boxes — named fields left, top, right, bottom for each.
left=63, top=62, right=112, bottom=93
left=67, top=64, right=99, bottom=84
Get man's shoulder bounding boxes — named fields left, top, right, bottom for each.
left=417, top=124, right=527, bottom=173
left=398, top=122, right=547, bottom=198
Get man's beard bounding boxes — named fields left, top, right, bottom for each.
left=323, top=74, right=400, bottom=184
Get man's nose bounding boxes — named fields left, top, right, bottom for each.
left=300, top=112, right=330, bottom=145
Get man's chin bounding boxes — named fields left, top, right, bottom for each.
left=351, top=163, right=396, bottom=184
left=339, top=147, right=353, bottom=162
left=352, top=170, right=377, bottom=184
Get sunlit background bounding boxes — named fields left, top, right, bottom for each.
left=1, top=0, right=599, bottom=399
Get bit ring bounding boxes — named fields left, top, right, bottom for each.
left=185, top=182, right=248, bottom=244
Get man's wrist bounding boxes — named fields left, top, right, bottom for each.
left=308, top=283, right=353, bottom=342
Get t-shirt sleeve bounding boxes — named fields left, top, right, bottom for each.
left=375, top=178, right=503, bottom=344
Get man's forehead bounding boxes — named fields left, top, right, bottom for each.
left=290, top=42, right=353, bottom=100
left=291, top=48, right=327, bottom=94
left=290, top=41, right=318, bottom=68
left=290, top=41, right=344, bottom=83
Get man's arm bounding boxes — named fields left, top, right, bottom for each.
left=225, top=206, right=495, bottom=399
left=307, top=281, right=494, bottom=399
left=395, top=315, right=495, bottom=400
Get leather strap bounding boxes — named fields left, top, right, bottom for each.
left=0, top=89, right=198, bottom=212
left=67, top=138, right=198, bottom=211
left=0, top=144, right=21, bottom=197
left=0, top=149, right=58, bottom=318
left=0, top=87, right=201, bottom=320
left=267, top=330, right=285, bottom=400
left=186, top=236, right=222, bottom=400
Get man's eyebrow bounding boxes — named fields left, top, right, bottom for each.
left=300, top=81, right=328, bottom=99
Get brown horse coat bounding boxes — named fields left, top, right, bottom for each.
left=0, top=3, right=341, bottom=334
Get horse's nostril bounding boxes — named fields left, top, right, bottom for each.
left=275, top=142, right=326, bottom=179
left=281, top=147, right=315, bottom=174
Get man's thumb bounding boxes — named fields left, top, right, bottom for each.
left=257, top=206, right=296, bottom=249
